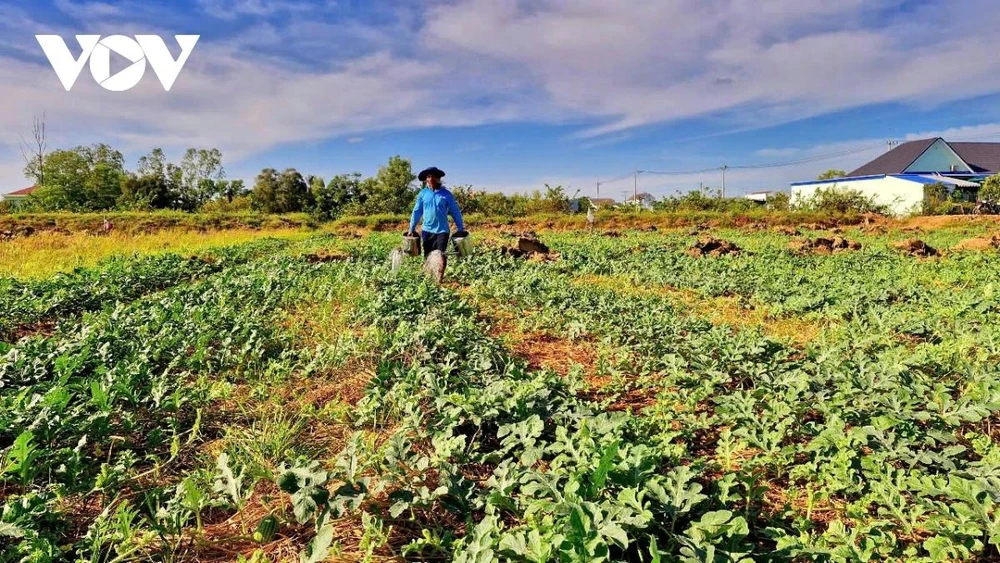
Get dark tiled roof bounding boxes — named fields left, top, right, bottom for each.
left=848, top=139, right=936, bottom=176
left=5, top=185, right=38, bottom=196
left=951, top=143, right=1000, bottom=174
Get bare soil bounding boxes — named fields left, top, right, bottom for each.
left=687, top=237, right=742, bottom=257
left=894, top=238, right=939, bottom=257
left=788, top=236, right=861, bottom=255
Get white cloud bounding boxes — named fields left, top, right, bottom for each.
left=197, top=0, right=320, bottom=20
left=3, top=0, right=1000, bottom=192
left=755, top=148, right=800, bottom=158
left=904, top=123, right=1000, bottom=143
left=497, top=122, right=1000, bottom=199
left=53, top=0, right=121, bottom=19
left=424, top=0, right=1000, bottom=137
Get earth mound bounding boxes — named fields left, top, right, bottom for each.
left=687, top=237, right=741, bottom=258
left=894, top=238, right=938, bottom=257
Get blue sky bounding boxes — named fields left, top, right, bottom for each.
left=2, top=0, right=1000, bottom=198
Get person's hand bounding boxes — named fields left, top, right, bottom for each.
left=406, top=230, right=417, bottom=237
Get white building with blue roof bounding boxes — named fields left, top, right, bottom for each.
left=791, top=138, right=998, bottom=215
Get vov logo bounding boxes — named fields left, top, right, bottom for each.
left=36, top=35, right=199, bottom=92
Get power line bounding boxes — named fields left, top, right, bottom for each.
left=727, top=143, right=884, bottom=170
left=595, top=141, right=885, bottom=186
left=639, top=166, right=723, bottom=176
left=595, top=172, right=634, bottom=187
left=942, top=131, right=1000, bottom=142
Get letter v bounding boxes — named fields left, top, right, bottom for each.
left=36, top=35, right=100, bottom=91
left=137, top=35, right=199, bottom=91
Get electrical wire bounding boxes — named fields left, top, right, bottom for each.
left=596, top=142, right=885, bottom=184
left=594, top=130, right=1000, bottom=187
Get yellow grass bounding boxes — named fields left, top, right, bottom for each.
left=0, top=227, right=310, bottom=279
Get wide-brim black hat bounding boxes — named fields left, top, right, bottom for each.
left=418, top=167, right=446, bottom=182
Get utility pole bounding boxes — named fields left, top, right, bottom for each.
left=596, top=181, right=600, bottom=199
left=721, top=165, right=728, bottom=198
left=633, top=168, right=638, bottom=211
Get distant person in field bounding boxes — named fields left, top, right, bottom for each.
left=408, top=167, right=467, bottom=258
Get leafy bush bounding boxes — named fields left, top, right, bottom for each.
left=817, top=169, right=846, bottom=180
left=979, top=173, right=1000, bottom=202
left=652, top=190, right=760, bottom=214
left=922, top=183, right=974, bottom=215
left=793, top=186, right=890, bottom=215
left=200, top=195, right=254, bottom=214
left=766, top=191, right=790, bottom=211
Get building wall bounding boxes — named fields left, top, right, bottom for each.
left=790, top=176, right=926, bottom=216
left=905, top=139, right=970, bottom=173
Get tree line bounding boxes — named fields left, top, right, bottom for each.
left=6, top=142, right=591, bottom=218
left=18, top=144, right=241, bottom=213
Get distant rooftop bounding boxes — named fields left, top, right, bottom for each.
left=5, top=185, right=38, bottom=196
left=626, top=192, right=654, bottom=201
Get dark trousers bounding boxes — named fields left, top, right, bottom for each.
left=422, top=231, right=450, bottom=257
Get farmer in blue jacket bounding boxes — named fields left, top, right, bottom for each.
left=408, top=166, right=467, bottom=257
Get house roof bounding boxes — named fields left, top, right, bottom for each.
left=626, top=192, right=654, bottom=200
left=915, top=174, right=980, bottom=187
left=848, top=138, right=1000, bottom=176
left=950, top=143, right=1000, bottom=174
left=5, top=185, right=38, bottom=196
left=848, top=139, right=936, bottom=176
left=791, top=173, right=981, bottom=187
left=590, top=198, right=617, bottom=205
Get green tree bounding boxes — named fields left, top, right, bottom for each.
left=450, top=185, right=481, bottom=214
left=474, top=191, right=517, bottom=216
left=979, top=174, right=1000, bottom=202
left=252, top=168, right=280, bottom=212
left=307, top=175, right=325, bottom=196
left=137, top=147, right=167, bottom=179
left=358, top=155, right=417, bottom=214
left=29, top=143, right=125, bottom=210
left=276, top=168, right=311, bottom=212
left=178, top=148, right=225, bottom=210
left=312, top=173, right=364, bottom=220
left=817, top=169, right=847, bottom=180
left=217, top=179, right=248, bottom=203
left=119, top=175, right=170, bottom=209
left=119, top=148, right=179, bottom=209
left=543, top=184, right=569, bottom=212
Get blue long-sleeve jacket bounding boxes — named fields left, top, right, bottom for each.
left=409, top=186, right=465, bottom=234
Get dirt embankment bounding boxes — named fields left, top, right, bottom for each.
left=6, top=209, right=998, bottom=241
left=0, top=212, right=317, bottom=238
